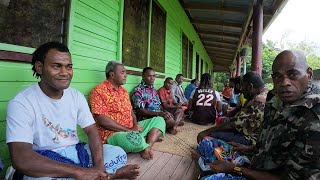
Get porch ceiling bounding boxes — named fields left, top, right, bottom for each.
left=179, top=0, right=288, bottom=72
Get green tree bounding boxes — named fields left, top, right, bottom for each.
left=242, top=41, right=279, bottom=80
left=213, top=72, right=229, bottom=91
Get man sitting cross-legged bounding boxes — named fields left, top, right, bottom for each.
left=132, top=67, right=179, bottom=134
left=6, top=42, right=139, bottom=180
left=158, top=77, right=185, bottom=126
left=89, top=61, right=166, bottom=160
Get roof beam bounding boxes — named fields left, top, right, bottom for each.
left=192, top=19, right=242, bottom=28
left=214, top=58, right=233, bottom=62
left=208, top=52, right=234, bottom=57
left=212, top=61, right=233, bottom=66
left=204, top=42, right=237, bottom=49
left=202, top=39, right=238, bottom=45
left=213, top=55, right=234, bottom=59
left=206, top=46, right=234, bottom=52
left=184, top=3, right=247, bottom=14
left=203, top=40, right=238, bottom=46
left=198, top=30, right=240, bottom=38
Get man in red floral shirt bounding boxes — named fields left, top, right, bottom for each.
left=89, top=61, right=165, bottom=160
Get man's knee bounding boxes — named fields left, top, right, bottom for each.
left=102, top=144, right=127, bottom=174
left=104, top=144, right=125, bottom=152
left=152, top=116, right=166, bottom=129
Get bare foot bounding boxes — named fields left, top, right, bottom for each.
left=112, top=164, right=140, bottom=180
left=168, top=127, right=178, bottom=135
left=178, top=121, right=185, bottom=126
left=191, top=150, right=200, bottom=160
left=140, top=147, right=153, bottom=160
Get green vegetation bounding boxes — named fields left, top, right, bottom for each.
left=213, top=36, right=320, bottom=91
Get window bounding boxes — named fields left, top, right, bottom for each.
left=205, top=62, right=208, bottom=73
left=0, top=0, right=69, bottom=62
left=122, top=0, right=166, bottom=73
left=195, top=53, right=200, bottom=79
left=181, top=33, right=193, bottom=79
left=188, top=41, right=193, bottom=78
left=122, top=0, right=149, bottom=69
left=200, top=59, right=203, bottom=76
left=150, top=1, right=166, bottom=73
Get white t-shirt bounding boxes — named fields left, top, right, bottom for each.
left=190, top=89, right=221, bottom=102
left=6, top=84, right=95, bottom=151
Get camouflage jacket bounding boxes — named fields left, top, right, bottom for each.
left=234, top=88, right=268, bottom=145
left=251, top=83, right=320, bottom=180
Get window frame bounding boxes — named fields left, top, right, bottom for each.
left=0, top=0, right=70, bottom=63
left=121, top=0, right=167, bottom=75
left=181, top=32, right=193, bottom=79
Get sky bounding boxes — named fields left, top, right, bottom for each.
left=263, top=0, right=320, bottom=54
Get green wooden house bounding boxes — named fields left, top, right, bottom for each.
left=0, top=0, right=287, bottom=177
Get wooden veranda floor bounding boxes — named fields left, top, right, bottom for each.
left=126, top=150, right=200, bottom=180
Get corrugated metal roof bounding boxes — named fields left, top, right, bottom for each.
left=179, top=0, right=288, bottom=72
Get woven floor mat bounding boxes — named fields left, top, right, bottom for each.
left=152, top=121, right=212, bottom=157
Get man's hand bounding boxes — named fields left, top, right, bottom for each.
left=210, top=160, right=235, bottom=174
left=228, top=142, right=254, bottom=153
left=75, top=168, right=109, bottom=180
left=159, top=111, right=173, bottom=120
left=131, top=124, right=143, bottom=132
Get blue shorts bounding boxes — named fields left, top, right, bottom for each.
left=23, top=144, right=127, bottom=180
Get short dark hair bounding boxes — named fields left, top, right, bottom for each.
left=165, top=77, right=173, bottom=82
left=176, top=74, right=184, bottom=78
left=142, top=67, right=153, bottom=75
left=234, top=76, right=242, bottom=86
left=32, top=42, right=70, bottom=79
left=243, top=71, right=264, bottom=89
left=191, top=79, right=197, bottom=84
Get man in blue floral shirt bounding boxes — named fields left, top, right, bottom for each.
left=132, top=67, right=180, bottom=134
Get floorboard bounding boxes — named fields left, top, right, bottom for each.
left=154, top=155, right=183, bottom=180
left=126, top=150, right=199, bottom=180
left=139, top=153, right=172, bottom=180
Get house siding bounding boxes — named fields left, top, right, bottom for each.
left=0, top=0, right=212, bottom=177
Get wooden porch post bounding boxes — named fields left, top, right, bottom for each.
left=251, top=0, right=263, bottom=76
left=236, top=54, right=241, bottom=77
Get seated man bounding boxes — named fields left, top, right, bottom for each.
left=158, top=77, right=184, bottom=126
left=171, top=74, right=188, bottom=111
left=209, top=50, right=320, bottom=180
left=222, top=79, right=232, bottom=101
left=132, top=67, right=179, bottom=134
left=184, top=78, right=199, bottom=100
left=197, top=71, right=268, bottom=147
left=189, top=73, right=221, bottom=125
left=6, top=42, right=139, bottom=180
left=89, top=61, right=166, bottom=160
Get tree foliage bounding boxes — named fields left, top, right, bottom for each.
left=243, top=36, right=320, bottom=81
left=213, top=72, right=229, bottom=91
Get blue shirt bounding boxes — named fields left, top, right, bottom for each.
left=185, top=83, right=197, bottom=100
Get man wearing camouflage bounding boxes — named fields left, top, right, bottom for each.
left=209, top=50, right=320, bottom=180
left=197, top=71, right=268, bottom=146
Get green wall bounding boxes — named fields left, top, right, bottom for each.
left=0, top=0, right=213, bottom=176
